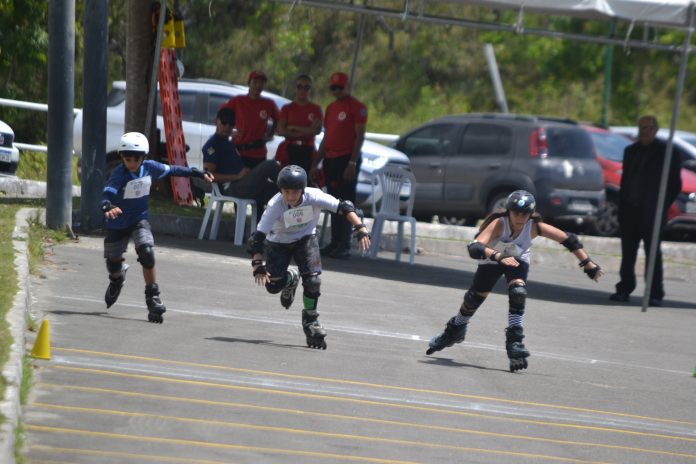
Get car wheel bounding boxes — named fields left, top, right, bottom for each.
left=591, top=197, right=619, bottom=237
left=487, top=192, right=511, bottom=215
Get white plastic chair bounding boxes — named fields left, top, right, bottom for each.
left=369, top=165, right=417, bottom=265
left=197, top=183, right=257, bottom=246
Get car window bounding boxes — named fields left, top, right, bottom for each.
left=459, top=123, right=511, bottom=155
left=106, top=88, right=126, bottom=107
left=156, top=91, right=197, bottom=122
left=546, top=127, right=595, bottom=159
left=207, top=94, right=232, bottom=125
left=589, top=131, right=630, bottom=162
left=400, top=124, right=458, bottom=157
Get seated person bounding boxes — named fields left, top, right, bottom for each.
left=200, top=107, right=280, bottom=213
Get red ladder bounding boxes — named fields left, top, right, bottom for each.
left=158, top=48, right=192, bottom=206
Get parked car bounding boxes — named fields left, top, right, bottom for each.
left=0, top=119, right=20, bottom=175
left=392, top=113, right=605, bottom=227
left=72, top=78, right=409, bottom=209
left=611, top=126, right=696, bottom=172
left=587, top=125, right=696, bottom=238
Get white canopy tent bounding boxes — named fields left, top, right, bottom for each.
left=279, top=0, right=695, bottom=311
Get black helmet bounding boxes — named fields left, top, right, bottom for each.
left=277, top=165, right=307, bottom=190
left=506, top=190, right=536, bottom=214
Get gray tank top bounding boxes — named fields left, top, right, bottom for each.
left=480, top=216, right=533, bottom=265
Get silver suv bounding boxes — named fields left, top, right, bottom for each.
left=393, top=113, right=605, bottom=226
left=72, top=78, right=409, bottom=208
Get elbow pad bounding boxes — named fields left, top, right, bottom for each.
left=246, top=231, right=267, bottom=256
left=467, top=241, right=488, bottom=260
left=560, top=232, right=583, bottom=251
left=337, top=200, right=356, bottom=216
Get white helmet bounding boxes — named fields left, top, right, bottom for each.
left=118, top=132, right=149, bottom=156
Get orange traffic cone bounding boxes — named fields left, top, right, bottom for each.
left=31, top=320, right=50, bottom=360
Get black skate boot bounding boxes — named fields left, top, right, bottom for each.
left=426, top=317, right=467, bottom=355
left=302, top=311, right=327, bottom=350
left=105, top=264, right=129, bottom=308
left=505, top=326, right=530, bottom=372
left=145, top=283, right=166, bottom=324
left=280, top=267, right=300, bottom=309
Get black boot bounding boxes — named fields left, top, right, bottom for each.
left=505, top=326, right=530, bottom=372
left=302, top=310, right=327, bottom=349
left=145, top=283, right=166, bottom=324
left=105, top=264, right=129, bottom=308
left=426, top=317, right=467, bottom=355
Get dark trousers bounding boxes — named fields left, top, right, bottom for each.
left=323, top=154, right=360, bottom=251
left=616, top=208, right=665, bottom=300
left=224, top=160, right=280, bottom=212
left=287, top=145, right=314, bottom=176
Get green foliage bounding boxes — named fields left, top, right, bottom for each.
left=0, top=203, right=20, bottom=423
left=16, top=151, right=80, bottom=186
left=5, top=1, right=696, bottom=146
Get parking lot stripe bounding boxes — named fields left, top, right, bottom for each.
left=54, top=346, right=696, bottom=427
left=29, top=444, right=235, bottom=463
left=25, top=424, right=610, bottom=464
left=32, top=398, right=696, bottom=460
left=44, top=366, right=696, bottom=443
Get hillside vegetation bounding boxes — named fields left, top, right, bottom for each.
left=3, top=0, right=696, bottom=142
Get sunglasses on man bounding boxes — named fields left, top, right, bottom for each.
left=296, top=84, right=312, bottom=91
left=330, top=85, right=344, bottom=91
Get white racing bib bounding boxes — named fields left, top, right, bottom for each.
left=283, top=205, right=313, bottom=229
left=123, top=175, right=152, bottom=199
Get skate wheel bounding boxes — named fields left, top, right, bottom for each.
left=148, top=313, right=164, bottom=324
left=509, top=358, right=528, bottom=372
left=426, top=347, right=437, bottom=355
left=307, top=338, right=327, bottom=350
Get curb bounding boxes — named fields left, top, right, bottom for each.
left=0, top=208, right=37, bottom=464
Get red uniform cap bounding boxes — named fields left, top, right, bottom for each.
left=248, top=70, right=268, bottom=83
left=329, top=72, right=349, bottom=87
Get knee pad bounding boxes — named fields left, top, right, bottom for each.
left=508, top=282, right=527, bottom=314
left=265, top=278, right=285, bottom=294
left=460, top=289, right=485, bottom=317
left=105, top=258, right=124, bottom=274
left=136, top=245, right=155, bottom=269
left=302, top=274, right=321, bottom=298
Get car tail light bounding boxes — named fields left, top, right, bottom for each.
left=529, top=128, right=548, bottom=158
left=550, top=196, right=562, bottom=206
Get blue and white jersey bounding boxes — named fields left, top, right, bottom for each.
left=102, top=160, right=172, bottom=230
left=257, top=187, right=339, bottom=244
left=481, top=216, right=534, bottom=265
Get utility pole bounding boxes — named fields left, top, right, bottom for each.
left=46, top=0, right=76, bottom=230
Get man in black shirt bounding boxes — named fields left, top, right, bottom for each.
left=610, top=115, right=682, bottom=306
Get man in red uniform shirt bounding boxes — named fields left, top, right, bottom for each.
left=222, top=70, right=279, bottom=169
left=276, top=74, right=323, bottom=175
left=310, top=72, right=367, bottom=259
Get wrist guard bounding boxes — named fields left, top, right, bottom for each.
left=251, top=259, right=267, bottom=276
left=191, top=167, right=208, bottom=178
left=584, top=264, right=601, bottom=280
left=100, top=201, right=115, bottom=213
left=353, top=224, right=370, bottom=241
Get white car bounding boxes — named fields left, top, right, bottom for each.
left=0, top=119, right=20, bottom=175
left=72, top=78, right=410, bottom=208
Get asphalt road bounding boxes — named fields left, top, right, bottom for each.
left=22, top=234, right=696, bottom=463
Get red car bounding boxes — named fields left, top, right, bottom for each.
left=584, top=125, right=696, bottom=238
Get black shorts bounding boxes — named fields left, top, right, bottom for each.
left=265, top=235, right=322, bottom=279
left=470, top=261, right=529, bottom=293
left=103, top=220, right=154, bottom=259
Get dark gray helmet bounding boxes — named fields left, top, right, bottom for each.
left=506, top=190, right=536, bottom=214
left=277, top=165, right=307, bottom=190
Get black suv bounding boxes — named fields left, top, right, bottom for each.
left=393, top=113, right=605, bottom=226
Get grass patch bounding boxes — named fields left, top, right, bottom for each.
left=16, top=150, right=80, bottom=186
left=27, top=212, right=70, bottom=275
left=0, top=203, right=21, bottom=425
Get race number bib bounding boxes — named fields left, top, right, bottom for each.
left=283, top=205, right=313, bottom=229
left=123, top=176, right=152, bottom=199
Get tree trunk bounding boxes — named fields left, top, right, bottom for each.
left=125, top=0, right=155, bottom=134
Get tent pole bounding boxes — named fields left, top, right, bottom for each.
left=641, top=5, right=694, bottom=312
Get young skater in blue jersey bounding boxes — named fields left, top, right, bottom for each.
left=426, top=190, right=604, bottom=372
left=247, top=165, right=371, bottom=349
left=101, top=132, right=213, bottom=323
